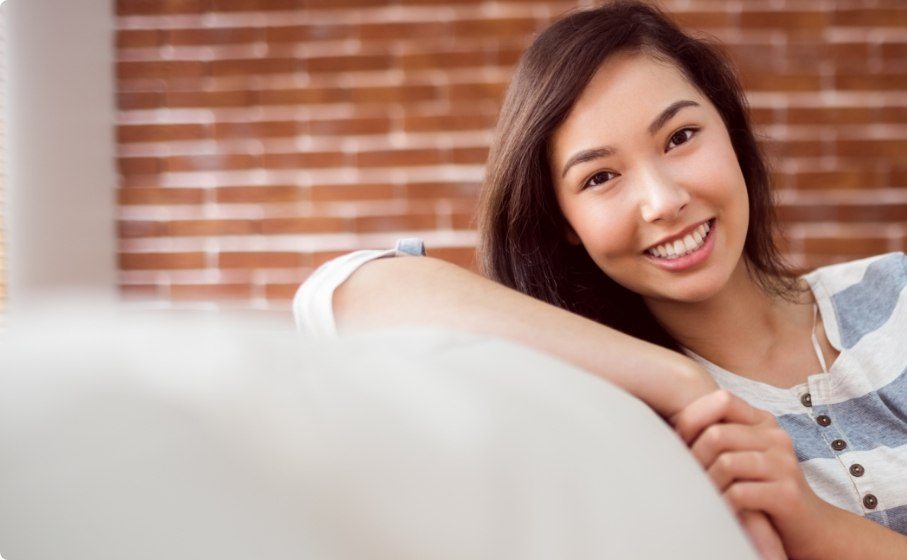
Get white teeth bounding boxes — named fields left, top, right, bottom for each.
left=647, top=220, right=713, bottom=259
left=683, top=235, right=697, bottom=252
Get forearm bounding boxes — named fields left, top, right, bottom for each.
left=333, top=255, right=716, bottom=418
left=806, top=505, right=907, bottom=560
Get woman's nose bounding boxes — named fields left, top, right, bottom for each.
left=638, top=167, right=690, bottom=223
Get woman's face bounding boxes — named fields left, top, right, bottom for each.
left=550, top=51, right=750, bottom=304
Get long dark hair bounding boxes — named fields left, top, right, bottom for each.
left=477, top=0, right=799, bottom=351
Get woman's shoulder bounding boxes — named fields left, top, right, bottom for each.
left=804, top=252, right=905, bottom=351
left=803, top=252, right=905, bottom=296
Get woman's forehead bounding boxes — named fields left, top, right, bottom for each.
left=570, top=53, right=703, bottom=127
left=551, top=53, right=712, bottom=155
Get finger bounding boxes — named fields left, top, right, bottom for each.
left=707, top=450, right=772, bottom=492
left=672, top=389, right=766, bottom=444
left=738, top=511, right=788, bottom=560
left=710, top=448, right=802, bottom=494
left=690, top=422, right=777, bottom=468
left=724, top=480, right=800, bottom=520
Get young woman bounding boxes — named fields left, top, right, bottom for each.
left=294, top=2, right=907, bottom=558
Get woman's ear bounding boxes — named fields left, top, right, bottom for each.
left=564, top=224, right=582, bottom=246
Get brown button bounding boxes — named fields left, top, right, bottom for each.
left=816, top=415, right=831, bottom=427
left=850, top=464, right=865, bottom=477
left=800, top=393, right=812, bottom=407
left=831, top=439, right=847, bottom=451
left=863, top=494, right=878, bottom=509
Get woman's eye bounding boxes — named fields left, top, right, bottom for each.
left=666, top=127, right=697, bottom=151
left=583, top=170, right=616, bottom=190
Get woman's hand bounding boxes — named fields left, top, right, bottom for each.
left=669, top=390, right=835, bottom=560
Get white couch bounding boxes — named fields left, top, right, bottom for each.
left=0, top=304, right=757, bottom=559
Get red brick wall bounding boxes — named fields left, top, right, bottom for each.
left=115, top=0, right=907, bottom=310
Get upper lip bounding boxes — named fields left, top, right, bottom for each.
left=645, top=219, right=712, bottom=252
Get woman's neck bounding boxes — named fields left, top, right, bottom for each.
left=645, top=259, right=817, bottom=383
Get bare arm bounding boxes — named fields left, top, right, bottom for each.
left=332, top=255, right=717, bottom=419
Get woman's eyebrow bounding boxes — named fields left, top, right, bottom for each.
left=648, top=99, right=700, bottom=135
left=560, top=99, right=701, bottom=180
left=561, top=146, right=616, bottom=178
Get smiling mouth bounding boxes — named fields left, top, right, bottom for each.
left=645, top=219, right=715, bottom=260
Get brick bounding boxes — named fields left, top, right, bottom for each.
left=117, top=60, right=208, bottom=81
left=118, top=92, right=164, bottom=110
left=215, top=185, right=305, bottom=203
left=219, top=251, right=304, bottom=268
left=762, top=139, right=825, bottom=159
left=837, top=139, right=907, bottom=158
left=266, top=24, right=357, bottom=43
left=892, top=165, right=907, bottom=187
left=426, top=246, right=478, bottom=272
left=740, top=72, right=822, bottom=92
left=167, top=219, right=259, bottom=236
left=670, top=10, right=733, bottom=29
left=349, top=84, right=440, bottom=104
left=264, top=283, right=299, bottom=300
left=166, top=154, right=258, bottom=172
left=170, top=283, right=253, bottom=300
left=262, top=151, right=348, bottom=169
left=784, top=41, right=872, bottom=71
left=398, top=0, right=483, bottom=5
left=212, top=0, right=297, bottom=11
left=356, top=148, right=445, bottom=168
left=354, top=212, right=438, bottom=233
left=450, top=211, right=477, bottom=230
left=165, top=90, right=257, bottom=108
left=451, top=146, right=489, bottom=165
left=748, top=106, right=776, bottom=126
left=785, top=107, right=874, bottom=126
left=167, top=27, right=261, bottom=46
left=403, top=112, right=495, bottom=133
left=881, top=41, right=907, bottom=61
left=120, top=252, right=207, bottom=270
left=118, top=156, right=163, bottom=175
left=259, top=217, right=349, bottom=234
left=495, top=45, right=527, bottom=67
left=452, top=18, right=538, bottom=39
left=401, top=49, right=490, bottom=71
left=311, top=250, right=351, bottom=267
left=307, top=116, right=392, bottom=136
left=359, top=21, right=447, bottom=41
left=447, top=81, right=507, bottom=102
left=306, top=0, right=384, bottom=7
left=726, top=43, right=781, bottom=74
left=832, top=9, right=907, bottom=27
left=803, top=236, right=891, bottom=255
left=213, top=120, right=298, bottom=139
left=119, top=220, right=166, bottom=238
left=117, top=0, right=208, bottom=16
left=117, top=29, right=162, bottom=49
left=403, top=181, right=481, bottom=201
left=740, top=11, right=827, bottom=33
left=259, top=86, right=351, bottom=105
left=118, top=123, right=209, bottom=143
left=118, top=187, right=205, bottom=205
left=309, top=183, right=396, bottom=202
left=306, top=54, right=392, bottom=74
left=878, top=106, right=907, bottom=123
left=211, top=58, right=298, bottom=77
left=791, top=169, right=885, bottom=190
left=835, top=72, right=907, bottom=90
left=120, top=285, right=162, bottom=299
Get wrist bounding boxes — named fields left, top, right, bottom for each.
left=666, top=360, right=717, bottom=420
